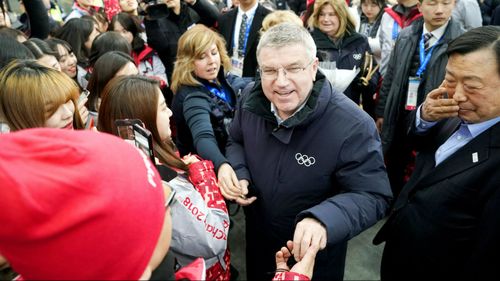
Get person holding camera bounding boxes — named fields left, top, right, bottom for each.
left=142, top=0, right=219, bottom=83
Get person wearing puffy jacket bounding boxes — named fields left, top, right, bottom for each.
left=308, top=0, right=380, bottom=117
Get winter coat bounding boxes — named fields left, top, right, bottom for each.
left=377, top=18, right=465, bottom=153
left=356, top=8, right=386, bottom=63
left=311, top=29, right=380, bottom=117
left=132, top=45, right=168, bottom=86
left=144, top=0, right=219, bottom=80
left=172, top=69, right=236, bottom=170
left=378, top=5, right=422, bottom=76
left=226, top=73, right=392, bottom=280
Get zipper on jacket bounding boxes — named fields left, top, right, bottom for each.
left=273, top=124, right=283, bottom=132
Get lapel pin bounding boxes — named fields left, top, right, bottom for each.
left=472, top=152, right=479, bottom=163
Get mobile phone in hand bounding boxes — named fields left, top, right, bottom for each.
left=114, top=119, right=156, bottom=165
left=114, top=119, right=142, bottom=144
left=133, top=123, right=156, bottom=165
left=79, top=90, right=90, bottom=102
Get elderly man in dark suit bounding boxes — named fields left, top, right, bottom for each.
left=374, top=26, right=500, bottom=280
left=217, top=0, right=271, bottom=79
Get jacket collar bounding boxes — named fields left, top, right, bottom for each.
left=394, top=119, right=499, bottom=211
left=417, top=120, right=498, bottom=196
left=312, top=29, right=365, bottom=49
left=132, top=45, right=154, bottom=66
left=406, top=17, right=463, bottom=41
left=384, top=4, right=421, bottom=27
left=242, top=71, right=329, bottom=128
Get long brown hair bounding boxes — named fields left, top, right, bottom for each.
left=97, top=75, right=188, bottom=171
left=170, top=24, right=231, bottom=93
left=0, top=60, right=83, bottom=131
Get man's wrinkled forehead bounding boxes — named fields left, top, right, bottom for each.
left=257, top=44, right=310, bottom=65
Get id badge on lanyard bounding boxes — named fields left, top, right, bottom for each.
left=406, top=77, right=420, bottom=110
left=230, top=16, right=252, bottom=78
left=406, top=34, right=441, bottom=111
left=230, top=50, right=244, bottom=77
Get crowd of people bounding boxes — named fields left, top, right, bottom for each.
left=0, top=0, right=499, bottom=280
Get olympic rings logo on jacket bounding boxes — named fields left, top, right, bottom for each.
left=295, top=153, right=316, bottom=167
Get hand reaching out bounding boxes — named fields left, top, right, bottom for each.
left=275, top=240, right=319, bottom=280
left=235, top=179, right=256, bottom=206
left=182, top=154, right=200, bottom=165
left=293, top=217, right=327, bottom=262
left=217, top=164, right=256, bottom=206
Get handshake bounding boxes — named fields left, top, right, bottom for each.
left=274, top=241, right=319, bottom=281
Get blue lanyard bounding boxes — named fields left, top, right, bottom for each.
left=204, top=83, right=233, bottom=108
left=416, top=33, right=442, bottom=77
left=391, top=21, right=400, bottom=40
left=233, top=14, right=253, bottom=56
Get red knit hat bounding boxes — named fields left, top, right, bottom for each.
left=0, top=129, right=166, bottom=280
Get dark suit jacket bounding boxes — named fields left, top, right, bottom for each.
left=217, top=5, right=271, bottom=78
left=374, top=116, right=500, bottom=280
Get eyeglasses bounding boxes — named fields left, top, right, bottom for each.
left=162, top=182, right=176, bottom=209
left=259, top=59, right=315, bottom=81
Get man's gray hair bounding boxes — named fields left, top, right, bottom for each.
left=257, top=23, right=317, bottom=64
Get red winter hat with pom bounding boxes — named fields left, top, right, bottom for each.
left=0, top=129, right=166, bottom=280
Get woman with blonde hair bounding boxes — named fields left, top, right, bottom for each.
left=308, top=0, right=380, bottom=118
left=260, top=10, right=304, bottom=34
left=0, top=60, right=84, bottom=132
left=171, top=25, right=254, bottom=204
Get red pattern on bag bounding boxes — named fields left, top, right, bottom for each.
left=175, top=258, right=206, bottom=280
left=205, top=249, right=231, bottom=281
left=188, top=160, right=228, bottom=213
left=273, top=271, right=310, bottom=281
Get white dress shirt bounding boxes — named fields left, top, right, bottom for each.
left=233, top=2, right=259, bottom=54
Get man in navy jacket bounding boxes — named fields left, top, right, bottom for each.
left=224, top=23, right=392, bottom=280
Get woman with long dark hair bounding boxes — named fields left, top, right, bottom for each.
left=23, top=38, right=61, bottom=71
left=86, top=51, right=138, bottom=113
left=46, top=38, right=79, bottom=84
left=54, top=17, right=100, bottom=89
left=98, top=75, right=231, bottom=281
left=357, top=0, right=387, bottom=63
left=110, top=12, right=167, bottom=86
